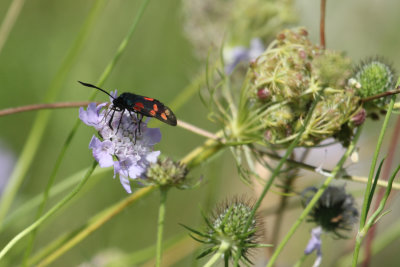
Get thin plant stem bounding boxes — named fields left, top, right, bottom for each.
left=266, top=126, right=363, bottom=267
left=234, top=94, right=323, bottom=266
left=363, top=116, right=400, bottom=267
left=260, top=149, right=400, bottom=190
left=96, top=0, right=151, bottom=86
left=0, top=0, right=26, bottom=55
left=204, top=240, right=230, bottom=267
left=34, top=186, right=155, bottom=267
left=336, top=214, right=400, bottom=266
left=270, top=150, right=309, bottom=253
left=294, top=253, right=307, bottom=267
left=0, top=102, right=98, bottom=117
left=359, top=95, right=396, bottom=228
left=22, top=0, right=151, bottom=263
left=1, top=167, right=110, bottom=231
left=352, top=95, right=397, bottom=266
left=0, top=0, right=106, bottom=225
left=30, top=132, right=225, bottom=265
left=156, top=187, right=169, bottom=267
left=320, top=0, right=326, bottom=49
left=352, top=163, right=400, bottom=267
left=177, top=120, right=220, bottom=140
left=0, top=161, right=98, bottom=261
left=361, top=87, right=400, bottom=103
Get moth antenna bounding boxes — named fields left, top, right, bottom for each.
left=78, top=81, right=115, bottom=99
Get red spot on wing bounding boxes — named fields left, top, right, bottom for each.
left=133, top=102, right=144, bottom=111
left=160, top=113, right=167, bottom=120
left=153, top=104, right=158, bottom=112
left=143, top=97, right=154, bottom=101
left=149, top=110, right=156, bottom=116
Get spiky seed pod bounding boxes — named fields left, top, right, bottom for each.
left=183, top=196, right=266, bottom=265
left=301, top=186, right=359, bottom=238
left=353, top=58, right=396, bottom=108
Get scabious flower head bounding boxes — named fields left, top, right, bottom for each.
left=183, top=196, right=266, bottom=265
left=301, top=186, right=359, bottom=238
left=79, top=91, right=161, bottom=193
left=352, top=58, right=396, bottom=108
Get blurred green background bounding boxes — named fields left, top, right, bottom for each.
left=0, top=0, right=400, bottom=266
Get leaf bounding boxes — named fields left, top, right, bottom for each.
left=366, top=157, right=385, bottom=214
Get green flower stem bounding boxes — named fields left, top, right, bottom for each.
left=156, top=187, right=169, bottom=267
left=293, top=253, right=307, bottom=267
left=181, top=134, right=225, bottom=168
left=266, top=126, right=363, bottom=267
left=34, top=185, right=155, bottom=267
left=261, top=150, right=400, bottom=190
left=20, top=0, right=151, bottom=263
left=352, top=95, right=397, bottom=266
left=336, top=214, right=400, bottom=266
left=359, top=95, right=397, bottom=228
left=96, top=0, right=151, bottom=86
left=0, top=0, right=25, bottom=55
left=2, top=167, right=110, bottom=231
left=0, top=161, right=97, bottom=261
left=352, top=164, right=400, bottom=267
left=203, top=240, right=230, bottom=267
left=0, top=0, right=106, bottom=226
left=232, top=94, right=322, bottom=266
left=31, top=135, right=226, bottom=265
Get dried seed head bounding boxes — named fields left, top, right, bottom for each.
left=302, top=186, right=359, bottom=238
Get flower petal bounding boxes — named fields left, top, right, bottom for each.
left=119, top=176, right=132, bottom=194
left=146, top=151, right=160, bottom=163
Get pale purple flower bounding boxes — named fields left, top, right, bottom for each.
left=79, top=91, right=161, bottom=193
left=304, top=226, right=322, bottom=267
left=0, top=141, right=16, bottom=195
left=224, top=38, right=265, bottom=74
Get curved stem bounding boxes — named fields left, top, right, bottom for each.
left=233, top=94, right=322, bottom=266
left=352, top=95, right=397, bottom=266
left=0, top=0, right=105, bottom=226
left=319, top=0, right=326, bottom=49
left=155, top=187, right=169, bottom=267
left=203, top=240, right=230, bottom=267
left=35, top=186, right=154, bottom=267
left=363, top=115, right=400, bottom=267
left=266, top=126, right=363, bottom=267
left=31, top=133, right=225, bottom=265
left=0, top=0, right=26, bottom=55
left=0, top=161, right=97, bottom=261
left=0, top=101, right=98, bottom=117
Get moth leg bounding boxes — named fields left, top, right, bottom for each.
left=108, top=109, right=116, bottom=130
left=116, top=109, right=125, bottom=133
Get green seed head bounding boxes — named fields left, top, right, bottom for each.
left=353, top=58, right=396, bottom=108
left=184, top=197, right=265, bottom=264
left=145, top=158, right=188, bottom=188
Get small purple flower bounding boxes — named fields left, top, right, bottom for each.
left=0, top=141, right=16, bottom=196
left=304, top=226, right=322, bottom=267
left=80, top=92, right=161, bottom=193
left=224, top=38, right=265, bottom=75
